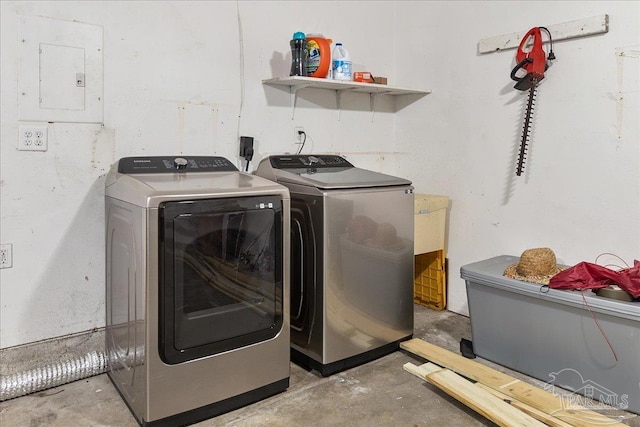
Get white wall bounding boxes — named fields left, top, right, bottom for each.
left=0, top=1, right=637, bottom=348
left=0, top=1, right=406, bottom=348
left=395, top=1, right=639, bottom=314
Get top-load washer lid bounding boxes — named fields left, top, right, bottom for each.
left=256, top=154, right=412, bottom=190
left=105, top=156, right=289, bottom=208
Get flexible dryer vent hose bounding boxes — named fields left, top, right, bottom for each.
left=0, top=350, right=107, bottom=401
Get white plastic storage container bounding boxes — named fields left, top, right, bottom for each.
left=332, top=42, right=352, bottom=81
left=414, top=194, right=449, bottom=255
left=461, top=255, right=639, bottom=414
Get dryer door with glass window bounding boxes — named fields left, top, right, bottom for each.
left=159, top=196, right=283, bottom=364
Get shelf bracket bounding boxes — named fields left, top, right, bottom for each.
left=369, top=92, right=392, bottom=122
left=336, top=88, right=355, bottom=110
left=336, top=88, right=355, bottom=121
left=290, top=83, right=312, bottom=119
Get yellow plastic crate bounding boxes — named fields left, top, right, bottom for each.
left=414, top=250, right=446, bottom=310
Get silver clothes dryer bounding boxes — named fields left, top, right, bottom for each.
left=105, top=156, right=290, bottom=426
left=255, top=154, right=414, bottom=376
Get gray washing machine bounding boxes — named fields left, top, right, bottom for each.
left=255, top=154, right=414, bottom=376
left=105, top=156, right=290, bottom=426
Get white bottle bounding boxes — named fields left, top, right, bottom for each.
left=332, top=42, right=352, bottom=81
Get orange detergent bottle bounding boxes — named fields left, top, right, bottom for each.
left=306, top=34, right=332, bottom=78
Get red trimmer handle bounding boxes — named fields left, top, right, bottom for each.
left=515, top=27, right=546, bottom=79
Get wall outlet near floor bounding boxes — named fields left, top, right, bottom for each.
left=19, top=126, right=48, bottom=151
left=0, top=244, right=13, bottom=268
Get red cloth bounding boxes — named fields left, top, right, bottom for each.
left=548, top=260, right=640, bottom=298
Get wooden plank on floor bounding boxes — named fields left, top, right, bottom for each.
left=403, top=361, right=442, bottom=378
left=405, top=362, right=573, bottom=427
left=403, top=362, right=545, bottom=427
left=476, top=383, right=574, bottom=427
left=400, top=338, right=626, bottom=427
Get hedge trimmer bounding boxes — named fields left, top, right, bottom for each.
left=510, top=27, right=555, bottom=176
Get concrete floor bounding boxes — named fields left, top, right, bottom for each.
left=1, top=305, right=638, bottom=427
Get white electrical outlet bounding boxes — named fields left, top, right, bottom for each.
left=294, top=126, right=305, bottom=145
left=19, top=125, right=48, bottom=151
left=0, top=244, right=13, bottom=269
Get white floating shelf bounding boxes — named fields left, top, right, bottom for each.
left=263, top=76, right=430, bottom=120
left=478, top=14, right=609, bottom=54
left=262, top=76, right=430, bottom=96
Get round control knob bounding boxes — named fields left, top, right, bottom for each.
left=174, top=157, right=188, bottom=170
left=308, top=155, right=320, bottom=164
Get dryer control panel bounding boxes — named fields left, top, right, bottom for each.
left=269, top=155, right=353, bottom=169
left=118, top=156, right=238, bottom=174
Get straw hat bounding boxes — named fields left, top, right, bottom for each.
left=504, top=248, right=564, bottom=284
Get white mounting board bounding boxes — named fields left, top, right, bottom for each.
left=478, top=15, right=609, bottom=54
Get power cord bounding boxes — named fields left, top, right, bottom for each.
left=244, top=146, right=253, bottom=172
left=235, top=2, right=246, bottom=152
left=539, top=26, right=556, bottom=62
left=296, top=130, right=307, bottom=155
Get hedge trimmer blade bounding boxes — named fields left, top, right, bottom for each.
left=510, top=26, right=555, bottom=177
left=516, top=79, right=538, bottom=176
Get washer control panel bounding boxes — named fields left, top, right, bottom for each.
left=117, top=156, right=238, bottom=174
left=269, top=155, right=353, bottom=169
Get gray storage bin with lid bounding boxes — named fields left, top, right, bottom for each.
left=461, top=255, right=639, bottom=414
